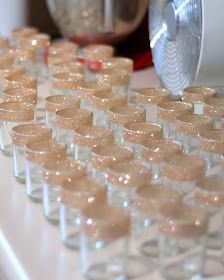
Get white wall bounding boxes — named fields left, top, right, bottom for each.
left=0, top=0, right=29, bottom=36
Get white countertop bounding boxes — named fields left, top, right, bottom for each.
left=0, top=67, right=223, bottom=280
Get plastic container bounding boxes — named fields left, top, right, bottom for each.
left=157, top=101, right=193, bottom=139
left=45, top=95, right=80, bottom=132
left=43, top=159, right=86, bottom=224
left=90, top=90, right=127, bottom=127
left=90, top=144, right=133, bottom=185
left=199, top=130, right=224, bottom=170
left=77, top=81, right=110, bottom=112
left=25, top=139, right=66, bottom=202
left=56, top=108, right=93, bottom=158
left=161, top=154, right=206, bottom=195
left=182, top=87, right=216, bottom=115
left=175, top=114, right=213, bottom=154
left=80, top=203, right=130, bottom=280
left=141, top=139, right=183, bottom=180
left=60, top=176, right=107, bottom=249
left=158, top=203, right=208, bottom=280
left=106, top=160, right=151, bottom=208
left=123, top=122, right=163, bottom=159
left=135, top=88, right=171, bottom=122
left=0, top=101, right=35, bottom=156
left=108, top=105, right=146, bottom=144
left=12, top=124, right=52, bottom=183
left=74, top=125, right=114, bottom=164
left=204, top=97, right=224, bottom=129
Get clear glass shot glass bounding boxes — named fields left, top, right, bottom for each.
left=158, top=203, right=208, bottom=280
left=50, top=72, right=84, bottom=96
left=140, top=139, right=183, bottom=180
left=0, top=65, right=26, bottom=91
left=80, top=203, right=130, bottom=280
left=101, top=56, right=134, bottom=103
left=82, top=44, right=114, bottom=81
left=182, top=87, right=216, bottom=115
left=90, top=90, right=127, bottom=127
left=43, top=159, right=86, bottom=224
left=48, top=40, right=78, bottom=72
left=60, top=176, right=107, bottom=249
left=12, top=124, right=52, bottom=183
left=161, top=153, right=206, bottom=195
left=185, top=175, right=224, bottom=251
left=0, top=101, right=35, bottom=156
left=25, top=139, right=67, bottom=202
left=204, top=97, right=224, bottom=129
left=0, top=51, right=16, bottom=70
left=50, top=60, right=84, bottom=76
left=108, top=105, right=146, bottom=145
left=135, top=88, right=171, bottom=123
left=56, top=108, right=93, bottom=158
left=10, top=45, right=36, bottom=75
left=22, top=33, right=50, bottom=79
left=74, top=125, right=114, bottom=164
left=175, top=114, right=213, bottom=154
left=11, top=27, right=39, bottom=46
left=132, top=184, right=181, bottom=260
left=2, top=87, right=37, bottom=105
left=3, top=72, right=38, bottom=91
left=97, top=68, right=130, bottom=94
left=157, top=101, right=193, bottom=139
left=77, top=81, right=110, bottom=112
left=123, top=122, right=163, bottom=159
left=90, top=144, right=133, bottom=185
left=0, top=37, right=9, bottom=54
left=199, top=130, right=224, bottom=170
left=48, top=41, right=78, bottom=58
left=45, top=95, right=80, bottom=133
left=47, top=53, right=78, bottom=73
left=102, top=57, right=133, bottom=73
left=106, top=160, right=151, bottom=209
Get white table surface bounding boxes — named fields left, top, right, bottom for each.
left=0, top=67, right=223, bottom=280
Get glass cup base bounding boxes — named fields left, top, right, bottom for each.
left=0, top=145, right=13, bottom=157
left=45, top=211, right=59, bottom=225
left=161, top=266, right=202, bottom=280
left=139, top=238, right=159, bottom=258
left=125, top=255, right=155, bottom=279
left=63, top=232, right=80, bottom=250
left=85, top=262, right=126, bottom=280
left=15, top=173, right=26, bottom=184
left=27, top=188, right=43, bottom=203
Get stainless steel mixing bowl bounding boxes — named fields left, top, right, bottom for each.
left=46, top=0, right=148, bottom=44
